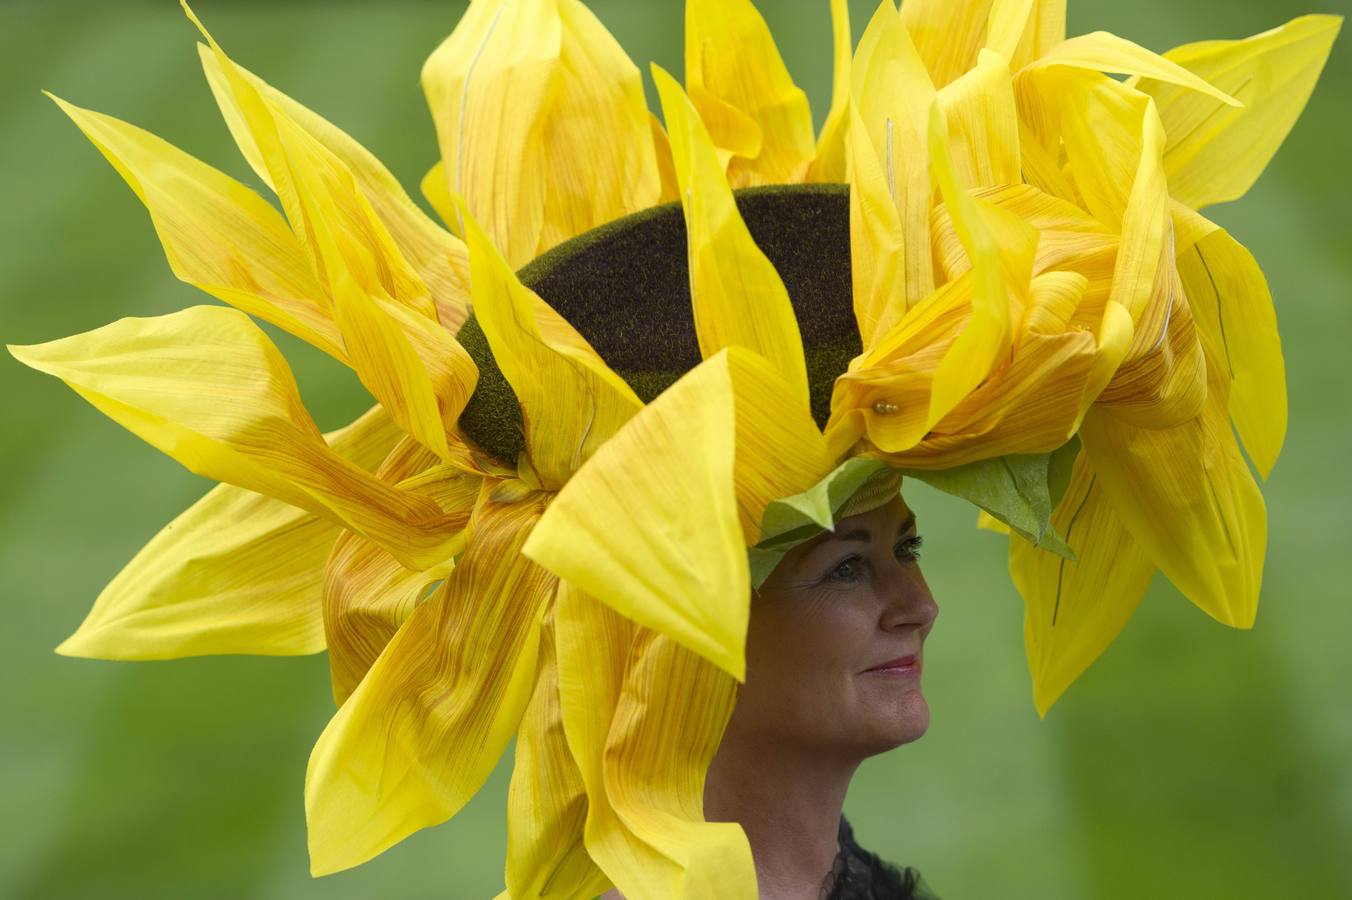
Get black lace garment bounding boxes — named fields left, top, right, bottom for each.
left=820, top=817, right=939, bottom=900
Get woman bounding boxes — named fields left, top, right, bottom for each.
left=604, top=490, right=939, bottom=900
left=10, top=0, right=1335, bottom=896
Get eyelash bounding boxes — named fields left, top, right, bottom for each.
left=826, top=535, right=924, bottom=584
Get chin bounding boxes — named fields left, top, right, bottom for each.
left=864, top=687, right=931, bottom=752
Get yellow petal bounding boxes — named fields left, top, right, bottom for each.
left=845, top=104, right=907, bottom=349
left=46, top=93, right=341, bottom=358
left=323, top=439, right=480, bottom=705
left=986, top=0, right=1065, bottom=70
left=926, top=103, right=1025, bottom=424
left=936, top=48, right=1021, bottom=189
left=420, top=160, right=456, bottom=235
left=197, top=45, right=472, bottom=332
left=1141, top=14, right=1342, bottom=210
left=453, top=195, right=643, bottom=487
left=1026, top=31, right=1241, bottom=108
left=650, top=112, right=683, bottom=205
left=504, top=599, right=612, bottom=899
left=305, top=487, right=553, bottom=875
left=8, top=307, right=463, bottom=570
left=554, top=583, right=755, bottom=898
left=1010, top=452, right=1155, bottom=717
left=1177, top=222, right=1286, bottom=478
left=901, top=0, right=997, bottom=88
left=55, top=405, right=400, bottom=661
left=651, top=65, right=810, bottom=407
left=684, top=0, right=815, bottom=186
left=1079, top=378, right=1266, bottom=628
left=423, top=0, right=659, bottom=268
left=806, top=0, right=853, bottom=183
left=846, top=0, right=937, bottom=345
left=524, top=348, right=829, bottom=682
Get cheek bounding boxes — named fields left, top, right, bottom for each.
left=738, top=600, right=873, bottom=738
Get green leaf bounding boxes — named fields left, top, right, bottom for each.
left=902, top=437, right=1081, bottom=560
left=750, top=458, right=898, bottom=588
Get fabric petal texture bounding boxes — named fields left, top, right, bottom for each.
left=11, top=0, right=1338, bottom=890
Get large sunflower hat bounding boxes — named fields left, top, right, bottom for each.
left=8, top=0, right=1339, bottom=895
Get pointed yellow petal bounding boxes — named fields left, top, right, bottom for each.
left=1027, top=31, right=1241, bottom=108
left=936, top=48, right=1021, bottom=189
left=845, top=104, right=907, bottom=349
left=46, top=94, right=341, bottom=358
left=504, top=600, right=612, bottom=899
left=55, top=405, right=400, bottom=661
left=901, top=0, right=998, bottom=88
left=453, top=196, right=642, bottom=487
left=649, top=112, right=683, bottom=205
left=197, top=45, right=472, bottom=332
left=1144, top=15, right=1341, bottom=209
left=1080, top=380, right=1265, bottom=628
left=524, top=347, right=829, bottom=682
left=305, top=488, right=553, bottom=875
left=1010, top=452, right=1155, bottom=717
left=652, top=65, right=810, bottom=407
left=846, top=1, right=937, bottom=346
left=554, top=583, right=756, bottom=898
left=806, top=0, right=854, bottom=183
left=1177, top=222, right=1286, bottom=478
left=684, top=0, right=815, bottom=186
left=9, top=307, right=463, bottom=569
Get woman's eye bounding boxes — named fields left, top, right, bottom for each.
left=896, top=534, right=924, bottom=562
left=828, top=557, right=864, bottom=582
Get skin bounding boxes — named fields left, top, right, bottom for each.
left=603, top=493, right=939, bottom=899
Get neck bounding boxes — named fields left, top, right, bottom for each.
left=703, top=732, right=858, bottom=900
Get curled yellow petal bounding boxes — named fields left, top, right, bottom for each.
left=56, top=405, right=400, bottom=661
left=524, top=347, right=829, bottom=682
left=652, top=64, right=810, bottom=407
left=504, top=600, right=611, bottom=899
left=1026, top=30, right=1241, bottom=108
left=305, top=487, right=553, bottom=875
left=554, top=583, right=756, bottom=898
left=936, top=48, right=1021, bottom=189
left=684, top=0, right=815, bottom=186
left=454, top=195, right=642, bottom=487
left=1142, top=14, right=1342, bottom=210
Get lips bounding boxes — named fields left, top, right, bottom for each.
left=864, top=654, right=920, bottom=673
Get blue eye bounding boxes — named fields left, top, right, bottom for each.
left=824, top=535, right=923, bottom=584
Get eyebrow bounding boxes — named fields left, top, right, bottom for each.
left=819, top=511, right=918, bottom=546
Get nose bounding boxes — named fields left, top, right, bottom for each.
left=878, top=563, right=938, bottom=637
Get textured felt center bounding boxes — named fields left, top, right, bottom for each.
left=456, top=182, right=859, bottom=467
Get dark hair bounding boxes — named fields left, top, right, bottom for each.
left=820, top=816, right=938, bottom=900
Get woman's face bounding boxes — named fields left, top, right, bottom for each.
left=726, top=493, right=938, bottom=760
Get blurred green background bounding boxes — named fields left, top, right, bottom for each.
left=1, top=1, right=1348, bottom=897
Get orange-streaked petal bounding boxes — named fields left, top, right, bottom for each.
left=305, top=486, right=553, bottom=875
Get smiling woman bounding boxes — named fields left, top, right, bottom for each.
left=3, top=0, right=1341, bottom=897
